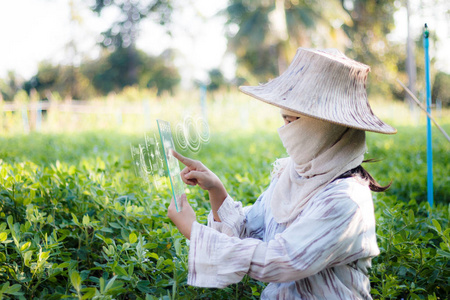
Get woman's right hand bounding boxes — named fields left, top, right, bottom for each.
left=171, top=150, right=227, bottom=222
left=171, top=150, right=225, bottom=192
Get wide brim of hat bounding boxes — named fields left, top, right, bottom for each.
left=239, top=85, right=397, bottom=134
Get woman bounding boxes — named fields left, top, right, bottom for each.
left=168, top=48, right=396, bottom=299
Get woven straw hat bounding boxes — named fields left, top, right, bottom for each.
left=239, top=48, right=396, bottom=134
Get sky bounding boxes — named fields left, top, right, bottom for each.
left=0, top=0, right=449, bottom=85
left=0, top=0, right=231, bottom=85
left=388, top=0, right=450, bottom=72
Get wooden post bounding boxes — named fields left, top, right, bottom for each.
left=0, top=93, right=3, bottom=133
left=29, top=89, right=38, bottom=131
left=46, top=90, right=60, bottom=130
left=13, top=91, right=30, bottom=133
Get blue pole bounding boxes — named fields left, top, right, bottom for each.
left=423, top=24, right=433, bottom=207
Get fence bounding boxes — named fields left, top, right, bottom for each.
left=0, top=95, right=159, bottom=134
left=2, top=89, right=445, bottom=135
left=0, top=89, right=268, bottom=134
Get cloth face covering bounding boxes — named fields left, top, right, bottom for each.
left=272, top=116, right=366, bottom=223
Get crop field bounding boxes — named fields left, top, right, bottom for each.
left=0, top=90, right=449, bottom=299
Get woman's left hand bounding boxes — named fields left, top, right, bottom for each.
left=167, top=194, right=196, bottom=240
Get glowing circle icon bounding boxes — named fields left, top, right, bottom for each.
left=173, top=116, right=210, bottom=153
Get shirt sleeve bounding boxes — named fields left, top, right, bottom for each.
left=206, top=192, right=266, bottom=239
left=206, top=195, right=246, bottom=237
left=188, top=181, right=374, bottom=288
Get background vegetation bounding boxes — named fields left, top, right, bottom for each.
left=1, top=0, right=449, bottom=298
left=0, top=90, right=449, bottom=299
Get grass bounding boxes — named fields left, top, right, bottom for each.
left=0, top=88, right=449, bottom=299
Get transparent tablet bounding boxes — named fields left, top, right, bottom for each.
left=157, top=119, right=184, bottom=212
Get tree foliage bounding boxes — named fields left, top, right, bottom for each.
left=341, top=0, right=399, bottom=95
left=90, top=0, right=173, bottom=50
left=432, top=71, right=450, bottom=107
left=23, top=62, right=93, bottom=100
left=223, top=0, right=407, bottom=98
left=88, top=0, right=174, bottom=89
left=206, top=69, right=227, bottom=92
left=0, top=72, right=22, bottom=101
left=224, top=0, right=350, bottom=83
left=22, top=50, right=180, bottom=99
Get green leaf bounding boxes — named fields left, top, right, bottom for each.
left=99, top=277, right=105, bottom=293
left=20, top=241, right=31, bottom=252
left=6, top=216, right=13, bottom=231
left=137, top=280, right=152, bottom=293
left=71, top=213, right=80, bottom=226
left=410, top=293, right=421, bottom=300
left=113, top=265, right=128, bottom=277
left=4, top=284, right=22, bottom=295
left=14, top=174, right=21, bottom=182
left=129, top=232, right=137, bottom=244
left=127, top=264, right=134, bottom=277
left=68, top=165, right=77, bottom=175
left=0, top=281, right=10, bottom=292
left=39, top=251, right=50, bottom=261
left=0, top=232, right=7, bottom=242
left=81, top=287, right=97, bottom=299
left=436, top=249, right=450, bottom=258
left=104, top=276, right=117, bottom=292
left=57, top=262, right=70, bottom=269
left=82, top=215, right=90, bottom=226
left=109, top=222, right=121, bottom=229
left=144, top=243, right=158, bottom=249
left=444, top=228, right=450, bottom=237
left=407, top=209, right=414, bottom=224
left=174, top=239, right=181, bottom=257
left=0, top=167, right=6, bottom=178
left=23, top=196, right=32, bottom=206
left=432, top=219, right=442, bottom=233
left=70, top=270, right=82, bottom=291
left=148, top=253, right=159, bottom=260
left=23, top=251, right=33, bottom=267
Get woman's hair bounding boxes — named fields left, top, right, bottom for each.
left=336, top=159, right=391, bottom=192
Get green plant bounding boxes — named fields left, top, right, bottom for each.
left=370, top=196, right=449, bottom=299
left=0, top=112, right=449, bottom=298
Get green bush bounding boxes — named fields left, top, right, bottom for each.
left=432, top=71, right=450, bottom=107
left=370, top=195, right=449, bottom=299
left=0, top=126, right=449, bottom=299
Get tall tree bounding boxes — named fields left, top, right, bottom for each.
left=405, top=0, right=417, bottom=109
left=0, top=71, right=22, bottom=101
left=80, top=49, right=180, bottom=96
left=224, top=0, right=350, bottom=83
left=341, top=0, right=398, bottom=94
left=67, top=0, right=83, bottom=99
left=89, top=0, right=173, bottom=85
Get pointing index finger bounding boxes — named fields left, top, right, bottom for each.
left=171, top=150, right=196, bottom=167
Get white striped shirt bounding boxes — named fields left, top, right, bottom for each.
left=188, top=175, right=379, bottom=299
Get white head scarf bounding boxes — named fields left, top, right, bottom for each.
left=271, top=115, right=366, bottom=223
